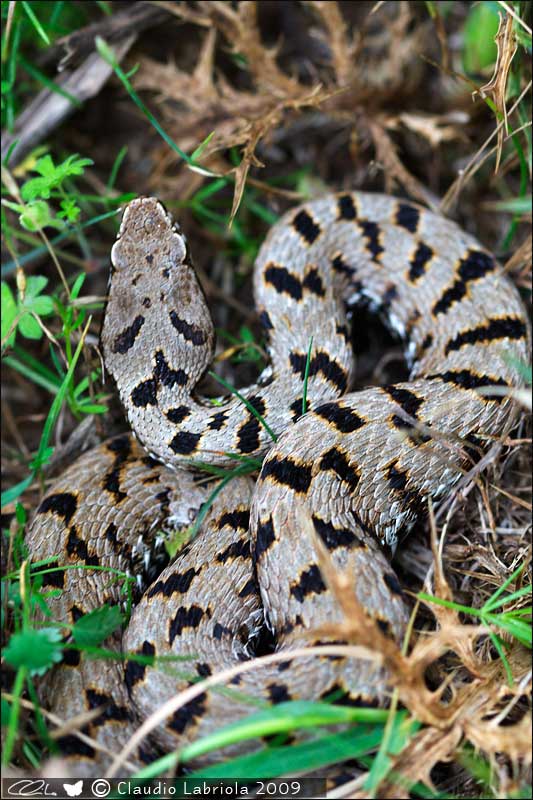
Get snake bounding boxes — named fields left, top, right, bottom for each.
left=25, top=192, right=528, bottom=776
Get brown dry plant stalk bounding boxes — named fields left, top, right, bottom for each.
left=134, top=1, right=433, bottom=215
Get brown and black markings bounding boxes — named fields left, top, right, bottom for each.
left=292, top=208, right=321, bottom=245
left=408, top=241, right=434, bottom=283
left=444, top=316, right=527, bottom=355
left=432, top=249, right=496, bottom=316
left=26, top=191, right=528, bottom=774
left=289, top=350, right=349, bottom=394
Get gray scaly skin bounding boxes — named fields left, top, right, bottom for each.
left=26, top=192, right=528, bottom=774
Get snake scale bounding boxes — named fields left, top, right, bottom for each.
left=26, top=192, right=528, bottom=776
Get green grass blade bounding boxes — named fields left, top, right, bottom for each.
left=417, top=592, right=482, bottom=618
left=482, top=585, right=532, bottom=614
left=3, top=355, right=61, bottom=395
left=178, top=700, right=390, bottom=764
left=364, top=710, right=418, bottom=795
left=1, top=209, right=122, bottom=277
left=491, top=195, right=532, bottom=214
left=189, top=462, right=255, bottom=538
left=31, top=318, right=91, bottom=470
left=487, top=631, right=513, bottom=686
left=107, top=145, right=128, bottom=192
left=188, top=725, right=384, bottom=779
left=19, top=54, right=81, bottom=106
left=1, top=319, right=91, bottom=508
left=208, top=371, right=277, bottom=442
left=301, top=335, right=313, bottom=415
left=21, top=1, right=50, bottom=44
left=2, top=666, right=27, bottom=765
left=95, top=37, right=206, bottom=170
left=485, top=614, right=532, bottom=648
left=481, top=562, right=528, bottom=612
left=1, top=474, right=34, bottom=509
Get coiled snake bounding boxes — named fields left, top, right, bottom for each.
left=26, top=192, right=528, bottom=775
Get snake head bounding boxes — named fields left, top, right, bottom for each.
left=111, top=196, right=187, bottom=272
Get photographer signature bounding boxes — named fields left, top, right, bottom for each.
left=7, top=780, right=57, bottom=796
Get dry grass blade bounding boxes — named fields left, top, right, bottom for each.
left=465, top=712, right=532, bottom=762
left=379, top=726, right=463, bottom=798
left=475, top=12, right=518, bottom=172
left=426, top=499, right=478, bottom=672
left=393, top=111, right=468, bottom=147
left=365, top=118, right=438, bottom=210
left=135, top=11, right=340, bottom=217
left=327, top=773, right=367, bottom=799
left=184, top=0, right=302, bottom=98
left=133, top=1, right=433, bottom=213
left=441, top=79, right=532, bottom=212
left=307, top=1, right=356, bottom=85
left=228, top=84, right=335, bottom=223
left=504, top=236, right=532, bottom=280
left=497, top=1, right=533, bottom=35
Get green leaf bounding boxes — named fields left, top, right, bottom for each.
left=33, top=154, right=56, bottom=178
left=70, top=273, right=86, bottom=300
left=15, top=276, right=55, bottom=340
left=20, top=177, right=51, bottom=202
left=72, top=605, right=123, bottom=647
left=64, top=153, right=97, bottom=175
left=29, top=295, right=55, bottom=316
left=58, top=197, right=81, bottom=222
left=18, top=314, right=43, bottom=340
left=462, top=2, right=499, bottom=74
left=15, top=503, right=27, bottom=526
left=21, top=154, right=93, bottom=202
left=24, top=276, right=49, bottom=298
left=1, top=282, right=17, bottom=348
left=4, top=628, right=63, bottom=676
left=22, top=277, right=54, bottom=310
left=19, top=200, right=56, bottom=232
left=239, top=325, right=254, bottom=343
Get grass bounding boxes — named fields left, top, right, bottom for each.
left=419, top=562, right=532, bottom=685
left=1, top=1, right=532, bottom=797
left=134, top=704, right=398, bottom=780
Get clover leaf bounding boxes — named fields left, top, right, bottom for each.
left=4, top=628, right=63, bottom=676
left=1, top=275, right=55, bottom=347
left=21, top=154, right=93, bottom=202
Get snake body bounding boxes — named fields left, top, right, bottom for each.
left=26, top=192, right=528, bottom=774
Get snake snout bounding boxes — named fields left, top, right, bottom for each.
left=119, top=196, right=171, bottom=238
